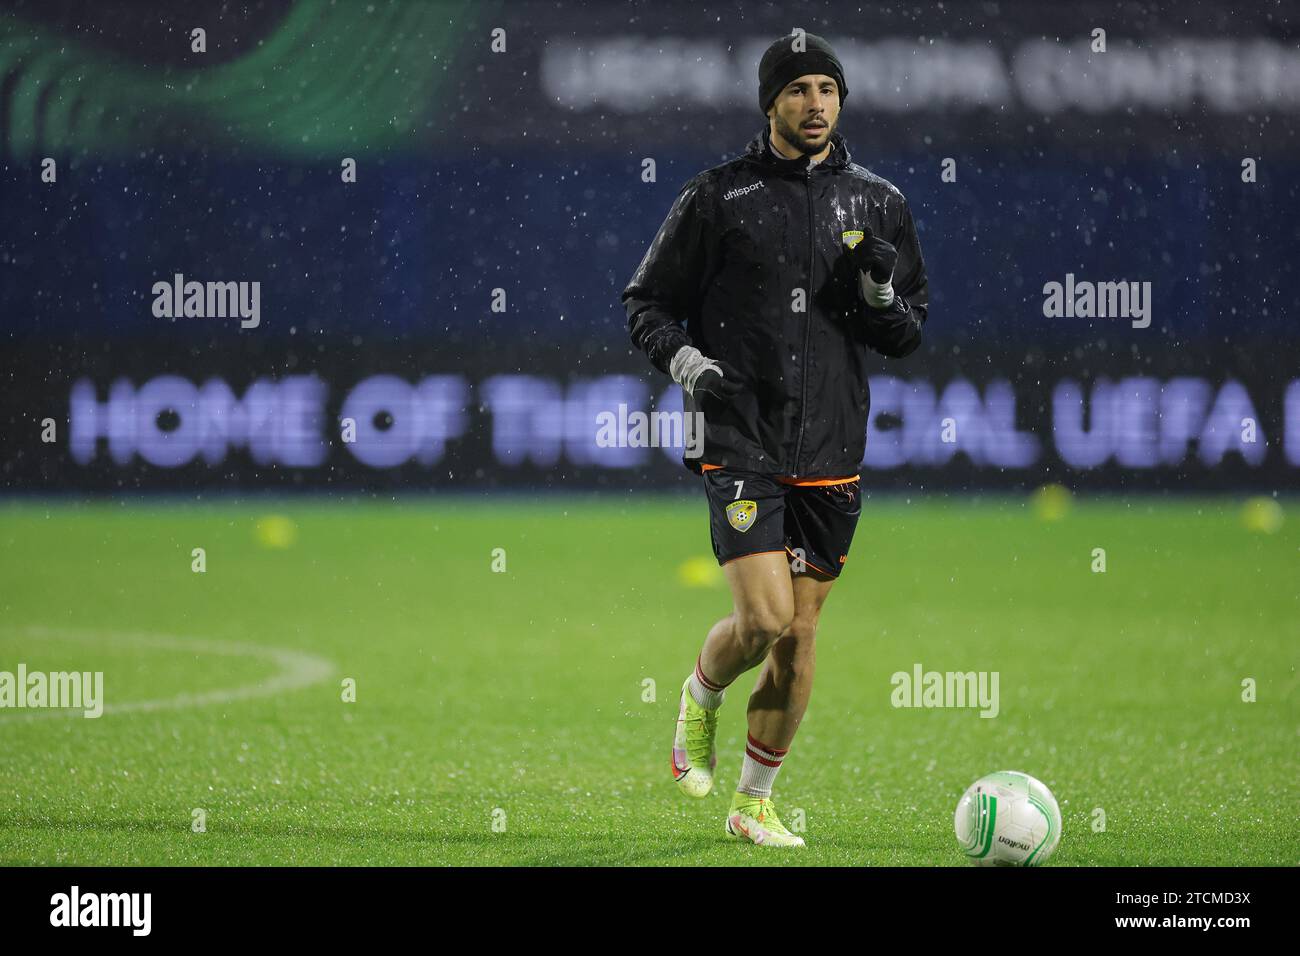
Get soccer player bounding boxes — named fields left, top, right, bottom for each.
left=622, top=32, right=929, bottom=847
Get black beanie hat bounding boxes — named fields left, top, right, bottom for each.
left=758, top=32, right=847, bottom=116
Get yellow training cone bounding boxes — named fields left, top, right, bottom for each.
left=1241, top=497, right=1283, bottom=534
left=677, top=555, right=723, bottom=588
left=255, top=514, right=299, bottom=549
left=1030, top=483, right=1072, bottom=522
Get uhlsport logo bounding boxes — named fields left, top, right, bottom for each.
left=726, top=499, right=757, bottom=532
left=722, top=181, right=765, bottom=201
left=842, top=229, right=865, bottom=249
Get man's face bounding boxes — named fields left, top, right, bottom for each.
left=767, top=73, right=841, bottom=156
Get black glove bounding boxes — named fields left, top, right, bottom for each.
left=692, top=358, right=745, bottom=410
left=847, top=225, right=898, bottom=284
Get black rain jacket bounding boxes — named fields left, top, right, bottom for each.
left=623, top=126, right=929, bottom=477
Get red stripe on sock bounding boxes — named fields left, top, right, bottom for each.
left=695, top=657, right=726, bottom=692
left=746, top=732, right=789, bottom=759
left=744, top=746, right=784, bottom=768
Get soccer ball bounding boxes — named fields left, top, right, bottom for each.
left=954, top=770, right=1062, bottom=866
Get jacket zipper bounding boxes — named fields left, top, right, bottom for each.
left=792, top=165, right=815, bottom=475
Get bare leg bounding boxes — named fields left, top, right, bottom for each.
left=697, top=551, right=795, bottom=688
left=746, top=570, right=835, bottom=750
left=695, top=551, right=836, bottom=753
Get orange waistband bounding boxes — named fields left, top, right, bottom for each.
left=700, top=463, right=860, bottom=487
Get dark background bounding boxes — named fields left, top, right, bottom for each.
left=2, top=0, right=1297, bottom=491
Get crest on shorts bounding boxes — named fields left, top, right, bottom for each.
left=842, top=229, right=865, bottom=250
left=726, top=500, right=757, bottom=532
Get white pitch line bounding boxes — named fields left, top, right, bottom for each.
left=0, top=626, right=336, bottom=720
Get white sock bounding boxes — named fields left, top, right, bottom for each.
left=738, top=733, right=789, bottom=798
left=687, top=657, right=726, bottom=710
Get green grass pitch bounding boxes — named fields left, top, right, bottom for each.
left=0, top=496, right=1295, bottom=866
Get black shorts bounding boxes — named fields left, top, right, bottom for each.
left=702, top=467, right=861, bottom=579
